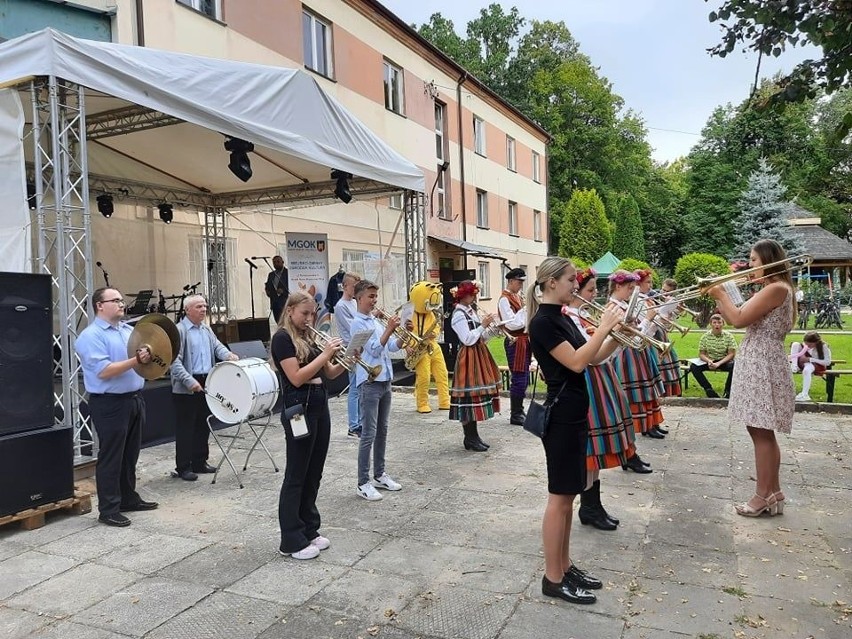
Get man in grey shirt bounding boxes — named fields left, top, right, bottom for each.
left=334, top=272, right=362, bottom=437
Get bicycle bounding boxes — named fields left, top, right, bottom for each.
left=814, top=298, right=843, bottom=330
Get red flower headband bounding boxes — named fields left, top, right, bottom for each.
left=608, top=271, right=639, bottom=284
left=634, top=269, right=653, bottom=282
left=452, top=280, right=480, bottom=302
left=576, top=268, right=597, bottom=288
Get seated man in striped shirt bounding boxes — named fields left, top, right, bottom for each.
left=689, top=314, right=737, bottom=398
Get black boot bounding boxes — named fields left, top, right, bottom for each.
left=654, top=425, right=669, bottom=435
left=593, top=479, right=619, bottom=526
left=509, top=395, right=525, bottom=426
left=578, top=481, right=617, bottom=531
left=622, top=454, right=653, bottom=473
left=463, top=422, right=488, bottom=452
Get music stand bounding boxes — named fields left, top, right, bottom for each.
left=126, top=290, right=154, bottom=315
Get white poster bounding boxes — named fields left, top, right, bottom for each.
left=286, top=232, right=331, bottom=330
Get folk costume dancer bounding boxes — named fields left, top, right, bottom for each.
left=449, top=280, right=502, bottom=452
left=645, top=276, right=682, bottom=399
left=498, top=268, right=531, bottom=425
left=608, top=270, right=657, bottom=473
left=563, top=268, right=636, bottom=531
left=633, top=270, right=669, bottom=439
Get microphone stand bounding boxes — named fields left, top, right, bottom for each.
left=247, top=262, right=256, bottom=318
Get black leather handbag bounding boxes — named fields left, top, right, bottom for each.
left=523, top=379, right=568, bottom=438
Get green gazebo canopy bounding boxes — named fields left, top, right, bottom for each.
left=590, top=251, right=621, bottom=277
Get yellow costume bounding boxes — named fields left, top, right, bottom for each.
left=408, top=282, right=451, bottom=413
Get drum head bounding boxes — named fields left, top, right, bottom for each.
left=204, top=357, right=279, bottom=424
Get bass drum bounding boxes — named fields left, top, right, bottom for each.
left=205, top=358, right=279, bottom=424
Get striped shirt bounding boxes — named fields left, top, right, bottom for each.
left=698, top=330, right=737, bottom=362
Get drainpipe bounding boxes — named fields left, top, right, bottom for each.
left=456, top=72, right=468, bottom=270
left=135, top=0, right=145, bottom=46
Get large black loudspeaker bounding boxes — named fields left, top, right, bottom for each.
left=0, top=426, right=74, bottom=517
left=0, top=272, right=54, bottom=436
left=236, top=318, right=271, bottom=343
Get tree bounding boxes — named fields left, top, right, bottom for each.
left=465, top=4, right=525, bottom=94
left=707, top=0, right=852, bottom=139
left=637, top=160, right=690, bottom=272
left=416, top=14, right=482, bottom=73
left=558, top=189, right=612, bottom=263
left=610, top=195, right=646, bottom=261
left=673, top=252, right=732, bottom=325
left=731, top=158, right=805, bottom=259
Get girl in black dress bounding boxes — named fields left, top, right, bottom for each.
left=527, top=256, right=623, bottom=605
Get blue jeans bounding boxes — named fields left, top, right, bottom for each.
left=347, top=369, right=361, bottom=432
left=357, top=380, right=392, bottom=486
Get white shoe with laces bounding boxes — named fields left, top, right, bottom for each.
left=280, top=545, right=320, bottom=560
left=373, top=473, right=402, bottom=491
left=311, top=535, right=330, bottom=550
left=357, top=482, right=383, bottom=501
left=795, top=392, right=811, bottom=401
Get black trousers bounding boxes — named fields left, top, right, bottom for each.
left=690, top=361, right=735, bottom=396
left=278, top=386, right=330, bottom=553
left=173, top=383, right=212, bottom=473
left=88, top=393, right=144, bottom=516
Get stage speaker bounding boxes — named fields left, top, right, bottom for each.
left=0, top=272, right=54, bottom=436
left=0, top=426, right=74, bottom=517
left=236, top=318, right=271, bottom=343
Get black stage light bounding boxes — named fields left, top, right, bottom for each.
left=224, top=137, right=254, bottom=182
left=331, top=169, right=353, bottom=204
left=96, top=194, right=114, bottom=218
left=158, top=203, right=174, bottom=224
left=27, top=182, right=37, bottom=210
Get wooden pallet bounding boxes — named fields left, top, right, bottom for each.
left=0, top=489, right=92, bottom=531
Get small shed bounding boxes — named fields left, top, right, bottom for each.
left=786, top=203, right=852, bottom=285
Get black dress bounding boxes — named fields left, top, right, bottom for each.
left=528, top=304, right=590, bottom=495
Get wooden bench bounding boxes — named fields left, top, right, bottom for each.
left=823, top=368, right=852, bottom=402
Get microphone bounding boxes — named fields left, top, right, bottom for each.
left=96, top=261, right=103, bottom=268
left=183, top=281, right=201, bottom=291
left=244, top=258, right=258, bottom=269
left=251, top=256, right=271, bottom=260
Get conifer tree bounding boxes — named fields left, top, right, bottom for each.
left=558, top=188, right=612, bottom=263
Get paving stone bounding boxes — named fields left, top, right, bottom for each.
left=740, top=593, right=852, bottom=639
left=0, top=550, right=79, bottom=599
left=638, top=543, right=739, bottom=589
left=24, top=620, right=130, bottom=639
left=225, top=558, right=348, bottom=605
left=146, top=591, right=282, bottom=639
left=6, top=563, right=140, bottom=617
left=497, top=599, right=625, bottom=639
left=37, top=524, right=152, bottom=561
left=308, top=567, right=421, bottom=622
left=1, top=512, right=98, bottom=549
left=71, top=576, right=213, bottom=637
left=95, top=532, right=211, bottom=574
left=0, top=607, right=52, bottom=639
left=157, top=542, right=271, bottom=589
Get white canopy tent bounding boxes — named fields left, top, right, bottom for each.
left=0, top=28, right=425, bottom=456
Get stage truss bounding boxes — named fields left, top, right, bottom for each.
left=23, top=76, right=424, bottom=460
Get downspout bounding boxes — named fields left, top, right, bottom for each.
left=135, top=0, right=145, bottom=46
left=456, top=72, right=468, bottom=270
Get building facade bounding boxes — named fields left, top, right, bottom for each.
left=6, top=0, right=548, bottom=317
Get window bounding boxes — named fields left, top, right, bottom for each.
left=476, top=190, right=488, bottom=228
left=383, top=60, right=404, bottom=115
left=532, top=151, right=541, bottom=183
left=478, top=262, right=491, bottom=299
left=506, top=136, right=516, bottom=171
left=177, top=0, right=219, bottom=19
left=508, top=201, right=518, bottom=236
left=302, top=10, right=333, bottom=77
left=473, top=116, right=486, bottom=156
left=533, top=209, right=543, bottom=242
left=435, top=102, right=450, bottom=219
left=389, top=193, right=403, bottom=210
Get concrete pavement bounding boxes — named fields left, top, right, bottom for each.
left=1, top=395, right=850, bottom=639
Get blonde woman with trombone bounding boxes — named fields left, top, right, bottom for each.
left=708, top=238, right=796, bottom=517
left=527, top=257, right=623, bottom=605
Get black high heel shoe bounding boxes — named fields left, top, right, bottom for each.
left=622, top=455, right=653, bottom=473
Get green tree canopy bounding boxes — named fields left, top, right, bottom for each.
left=558, top=188, right=612, bottom=263
left=610, top=195, right=646, bottom=261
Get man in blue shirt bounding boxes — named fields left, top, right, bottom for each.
left=333, top=272, right=362, bottom=437
left=170, top=294, right=238, bottom=481
left=349, top=280, right=404, bottom=501
left=75, top=288, right=159, bottom=527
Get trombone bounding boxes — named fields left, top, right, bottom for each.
left=306, top=325, right=382, bottom=382
left=655, top=254, right=813, bottom=304
left=579, top=299, right=672, bottom=355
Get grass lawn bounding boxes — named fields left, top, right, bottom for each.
left=486, top=319, right=852, bottom=404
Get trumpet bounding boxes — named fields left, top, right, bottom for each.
left=306, top=325, right=382, bottom=382
left=478, top=307, right=518, bottom=343
left=656, top=254, right=813, bottom=303
left=579, top=299, right=672, bottom=354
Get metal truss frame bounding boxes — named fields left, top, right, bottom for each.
left=27, top=77, right=94, bottom=460
left=24, top=79, right=424, bottom=459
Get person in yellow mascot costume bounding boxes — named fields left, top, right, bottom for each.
left=405, top=281, right=451, bottom=413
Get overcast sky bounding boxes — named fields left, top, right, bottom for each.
left=379, top=0, right=817, bottom=163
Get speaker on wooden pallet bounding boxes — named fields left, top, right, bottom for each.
left=0, top=426, right=74, bottom=517
left=0, top=272, right=54, bottom=436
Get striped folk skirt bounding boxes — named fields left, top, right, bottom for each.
left=657, top=339, right=682, bottom=397
left=613, top=346, right=664, bottom=434
left=449, top=341, right=502, bottom=423
left=585, top=363, right=636, bottom=470
left=645, top=346, right=666, bottom=397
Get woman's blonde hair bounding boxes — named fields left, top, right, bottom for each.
left=525, top=256, right=574, bottom=331
left=275, top=291, right=316, bottom=362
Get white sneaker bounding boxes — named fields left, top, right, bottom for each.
left=310, top=535, right=330, bottom=551
left=373, top=473, right=402, bottom=491
left=795, top=392, right=811, bottom=401
left=357, top=482, right=383, bottom=501
left=280, top=545, right=320, bottom=560
left=791, top=363, right=799, bottom=373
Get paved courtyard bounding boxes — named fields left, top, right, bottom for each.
left=1, top=395, right=850, bottom=639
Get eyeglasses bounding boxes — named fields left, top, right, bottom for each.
left=100, top=298, right=126, bottom=306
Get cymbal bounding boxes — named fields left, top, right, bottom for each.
left=126, top=314, right=180, bottom=380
